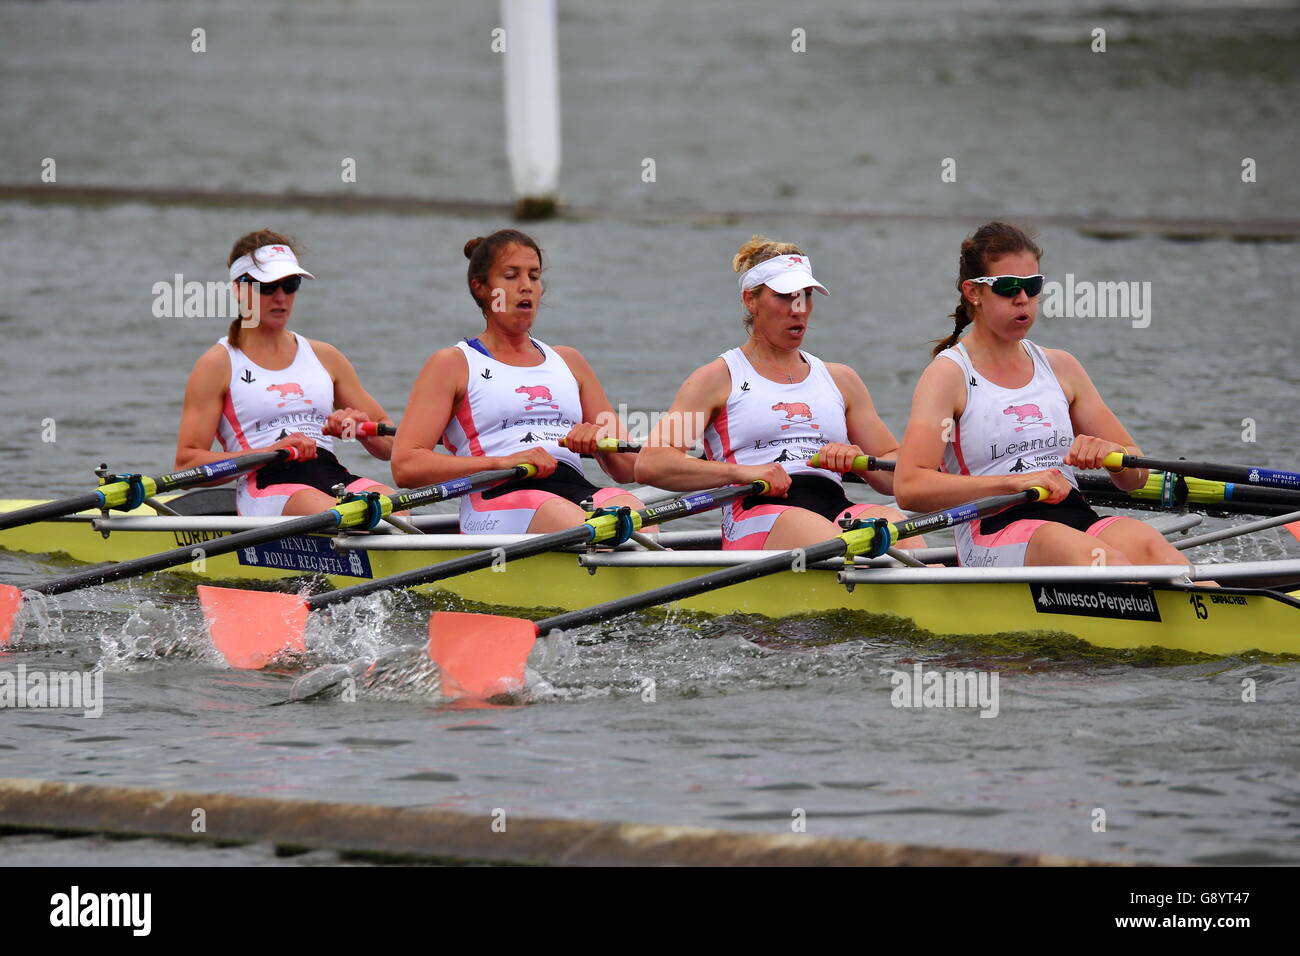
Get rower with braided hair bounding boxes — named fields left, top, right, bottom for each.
left=895, top=222, right=1189, bottom=569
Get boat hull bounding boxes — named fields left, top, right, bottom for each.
left=2, top=503, right=1298, bottom=657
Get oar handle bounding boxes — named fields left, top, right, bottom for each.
left=143, top=448, right=294, bottom=493
left=1102, top=453, right=1300, bottom=491
left=558, top=437, right=642, bottom=453
left=385, top=464, right=536, bottom=512
left=808, top=454, right=895, bottom=473
left=624, top=480, right=768, bottom=529
left=354, top=422, right=397, bottom=438
left=0, top=449, right=292, bottom=532
left=841, top=486, right=1049, bottom=552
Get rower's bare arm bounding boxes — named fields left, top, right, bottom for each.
left=895, top=360, right=1055, bottom=510
left=174, top=348, right=240, bottom=474
left=636, top=361, right=789, bottom=494
left=175, top=347, right=318, bottom=473
left=313, top=340, right=395, bottom=461
left=554, top=345, right=637, bottom=484
left=1049, top=349, right=1148, bottom=492
left=174, top=347, right=226, bottom=470
left=391, top=349, right=553, bottom=487
left=829, top=363, right=898, bottom=496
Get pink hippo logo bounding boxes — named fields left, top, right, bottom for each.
left=267, top=382, right=312, bottom=408
left=772, top=401, right=819, bottom=431
left=1003, top=403, right=1049, bottom=432
left=516, top=384, right=560, bottom=411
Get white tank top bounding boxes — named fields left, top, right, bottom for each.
left=441, top=337, right=584, bottom=473
left=702, top=348, right=848, bottom=483
left=938, top=340, right=1077, bottom=488
left=216, top=332, right=335, bottom=452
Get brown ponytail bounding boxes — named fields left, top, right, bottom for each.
left=464, top=229, right=544, bottom=312
left=226, top=229, right=299, bottom=349
left=931, top=222, right=1043, bottom=357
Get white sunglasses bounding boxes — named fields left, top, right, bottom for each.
left=966, top=274, right=1045, bottom=297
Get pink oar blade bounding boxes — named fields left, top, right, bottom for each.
left=1285, top=521, right=1300, bottom=543
left=0, top=583, right=24, bottom=647
left=428, top=612, right=539, bottom=700
left=198, top=586, right=309, bottom=669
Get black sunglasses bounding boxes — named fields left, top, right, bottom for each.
left=968, top=274, right=1044, bottom=297
left=238, top=275, right=303, bottom=296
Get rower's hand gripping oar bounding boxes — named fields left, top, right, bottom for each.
left=0, top=464, right=533, bottom=648
left=197, top=480, right=770, bottom=676
left=0, top=448, right=296, bottom=534
left=353, top=422, right=396, bottom=438
left=1102, top=453, right=1300, bottom=492
left=558, top=436, right=640, bottom=454
left=429, top=486, right=1048, bottom=700
left=808, top=453, right=895, bottom=473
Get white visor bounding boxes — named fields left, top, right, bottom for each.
left=738, top=254, right=828, bottom=296
left=229, top=244, right=316, bottom=283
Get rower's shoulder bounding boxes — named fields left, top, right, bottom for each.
left=667, top=356, right=730, bottom=410
left=917, top=351, right=967, bottom=387
left=822, top=361, right=869, bottom=395
left=686, top=355, right=731, bottom=388
left=420, top=345, right=469, bottom=380
left=551, top=344, right=590, bottom=367
left=189, top=343, right=231, bottom=378
left=1037, top=345, right=1087, bottom=381
left=304, top=337, right=346, bottom=368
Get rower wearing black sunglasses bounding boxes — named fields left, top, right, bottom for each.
left=894, top=221, right=1189, bottom=570
left=173, top=230, right=398, bottom=516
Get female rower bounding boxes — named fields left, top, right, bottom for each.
left=391, top=229, right=644, bottom=534
left=636, top=235, right=922, bottom=552
left=894, top=221, right=1188, bottom=568
left=174, top=230, right=397, bottom=516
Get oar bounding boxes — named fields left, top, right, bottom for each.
left=1102, top=453, right=1300, bottom=492
left=1077, top=470, right=1300, bottom=516
left=427, top=486, right=1048, bottom=699
left=558, top=436, right=640, bottom=453
left=197, top=480, right=770, bottom=671
left=808, top=453, right=895, bottom=473
left=355, top=422, right=396, bottom=437
left=0, top=464, right=532, bottom=647
left=0, top=448, right=295, bottom=533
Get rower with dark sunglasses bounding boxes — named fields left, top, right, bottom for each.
left=894, top=221, right=1189, bottom=569
left=173, top=230, right=398, bottom=516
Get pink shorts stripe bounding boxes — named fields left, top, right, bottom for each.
left=722, top=501, right=870, bottom=550
left=1086, top=515, right=1126, bottom=536
left=969, top=513, right=1127, bottom=551
left=969, top=518, right=1046, bottom=549
left=237, top=476, right=384, bottom=517
left=459, top=485, right=631, bottom=535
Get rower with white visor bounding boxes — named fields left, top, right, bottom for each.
left=174, top=230, right=397, bottom=516
left=636, top=235, right=924, bottom=552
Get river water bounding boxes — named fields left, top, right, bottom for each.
left=1, top=0, right=1298, bottom=866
